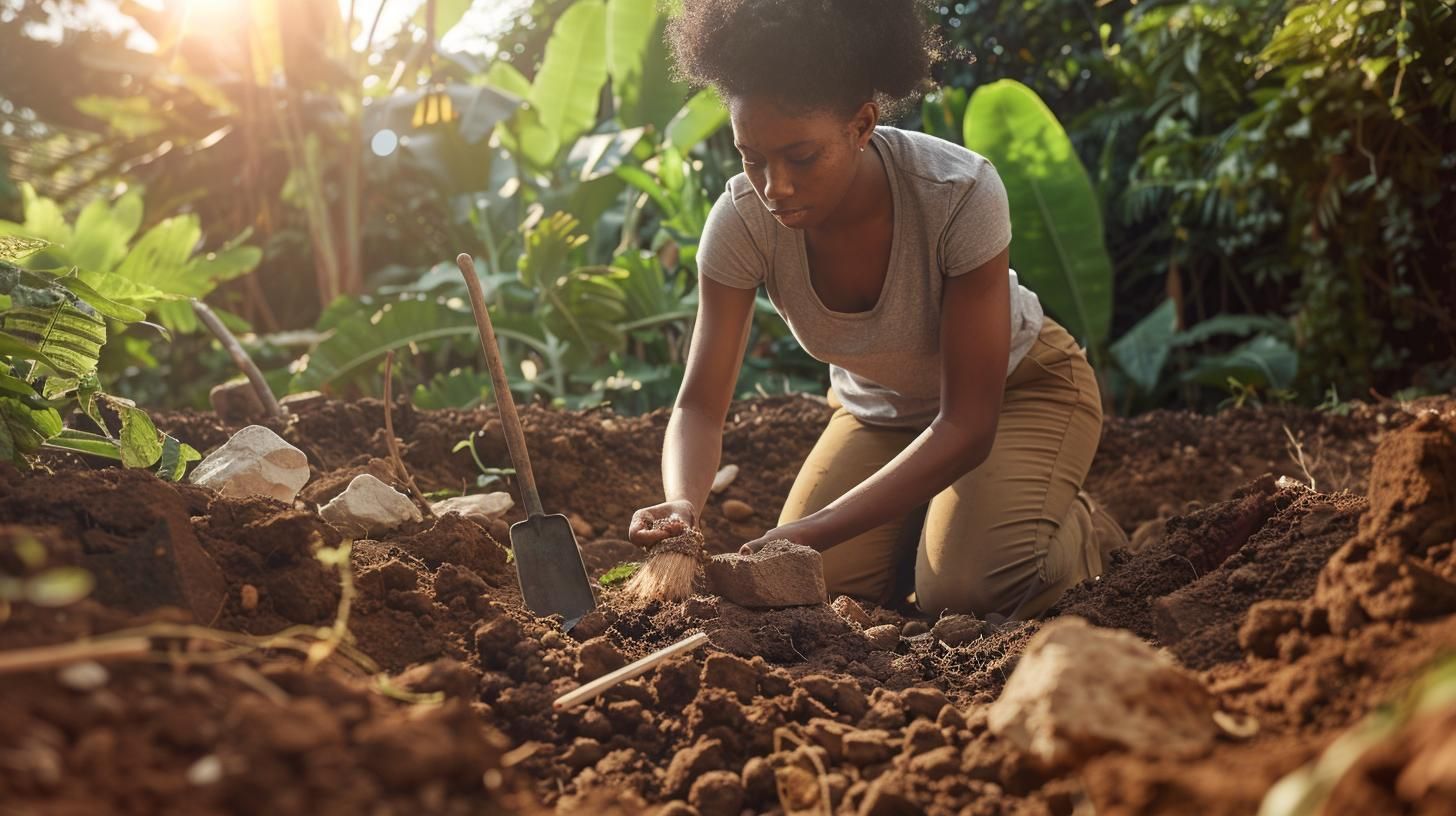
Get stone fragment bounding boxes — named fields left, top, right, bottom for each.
left=278, top=390, right=326, bottom=412
left=902, top=687, right=950, bottom=721
left=208, top=378, right=264, bottom=424
left=189, top=425, right=309, bottom=504
left=319, top=474, right=422, bottom=537
left=58, top=661, right=108, bottom=692
left=720, top=499, right=754, bottom=522
left=988, top=617, right=1217, bottom=768
left=688, top=770, right=744, bottom=816
left=863, top=624, right=901, bottom=651
left=430, top=492, right=513, bottom=522
left=831, top=595, right=873, bottom=628
left=562, top=738, right=604, bottom=770
left=706, top=540, right=827, bottom=608
left=701, top=653, right=760, bottom=703
left=710, top=464, right=739, bottom=494
left=842, top=729, right=895, bottom=766
left=932, top=613, right=987, bottom=646
left=663, top=738, right=726, bottom=798
left=568, top=513, right=594, bottom=538
left=901, top=620, right=929, bottom=638
left=576, top=637, right=626, bottom=682
left=239, top=583, right=259, bottom=612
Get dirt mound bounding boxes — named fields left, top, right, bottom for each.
left=2, top=394, right=1452, bottom=814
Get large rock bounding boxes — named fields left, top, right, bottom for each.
left=988, top=617, right=1217, bottom=768
left=430, top=492, right=513, bottom=522
left=189, top=425, right=309, bottom=504
left=706, top=540, right=827, bottom=608
left=319, top=474, right=422, bottom=538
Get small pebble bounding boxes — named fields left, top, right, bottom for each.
left=58, top=661, right=109, bottom=692
left=568, top=513, right=595, bottom=538
left=186, top=755, right=223, bottom=786
left=240, top=584, right=259, bottom=612
left=720, top=499, right=754, bottom=522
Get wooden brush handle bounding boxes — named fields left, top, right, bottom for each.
left=552, top=631, right=710, bottom=711
left=456, top=253, right=544, bottom=518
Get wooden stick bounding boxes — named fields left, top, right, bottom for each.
left=191, top=298, right=284, bottom=419
left=553, top=631, right=709, bottom=712
left=381, top=351, right=427, bottom=508
left=0, top=637, right=152, bottom=675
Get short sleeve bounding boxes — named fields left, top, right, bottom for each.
left=941, top=158, right=1013, bottom=277
left=698, top=185, right=766, bottom=289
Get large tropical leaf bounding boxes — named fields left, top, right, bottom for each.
left=289, top=298, right=549, bottom=393
left=0, top=397, right=62, bottom=465
left=1181, top=334, right=1299, bottom=390
left=665, top=89, right=729, bottom=154
left=2, top=294, right=107, bottom=378
left=1110, top=298, right=1178, bottom=392
left=963, top=80, right=1114, bottom=349
left=525, top=0, right=610, bottom=167
left=607, top=0, right=685, bottom=129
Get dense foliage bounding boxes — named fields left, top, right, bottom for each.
left=0, top=0, right=1450, bottom=435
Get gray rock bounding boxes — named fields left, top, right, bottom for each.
left=319, top=474, right=422, bottom=537
left=932, top=613, right=987, bottom=646
left=863, top=624, right=901, bottom=651
left=189, top=425, right=309, bottom=504
left=430, top=492, right=513, bottom=522
left=706, top=540, right=826, bottom=608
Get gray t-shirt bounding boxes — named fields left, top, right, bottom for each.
left=699, top=125, right=1045, bottom=429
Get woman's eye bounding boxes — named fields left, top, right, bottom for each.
left=790, top=153, right=818, bottom=166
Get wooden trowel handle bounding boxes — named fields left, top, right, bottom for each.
left=456, top=253, right=545, bottom=518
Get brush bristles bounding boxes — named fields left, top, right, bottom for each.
left=624, top=551, right=699, bottom=602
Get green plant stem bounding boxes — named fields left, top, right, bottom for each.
left=191, top=299, right=283, bottom=419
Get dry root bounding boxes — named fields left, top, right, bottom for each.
left=624, top=525, right=706, bottom=603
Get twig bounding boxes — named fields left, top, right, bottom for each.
left=1282, top=424, right=1318, bottom=492
left=553, top=631, right=709, bottom=711
left=0, top=636, right=151, bottom=675
left=382, top=351, right=427, bottom=508
left=192, top=298, right=284, bottom=420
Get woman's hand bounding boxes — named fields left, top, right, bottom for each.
left=740, top=518, right=831, bottom=555
left=628, top=500, right=699, bottom=549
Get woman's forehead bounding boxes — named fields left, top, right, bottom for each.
left=729, top=98, right=844, bottom=150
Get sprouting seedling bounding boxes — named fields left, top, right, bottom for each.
left=452, top=432, right=516, bottom=490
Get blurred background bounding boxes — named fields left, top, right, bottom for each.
left=2, top=0, right=1453, bottom=419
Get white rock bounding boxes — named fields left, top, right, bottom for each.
left=431, top=492, right=514, bottom=521
left=319, top=474, right=422, bottom=537
left=189, top=425, right=310, bottom=504
left=187, top=755, right=223, bottom=786
left=988, top=617, right=1217, bottom=768
left=710, top=464, right=739, bottom=494
left=58, top=661, right=108, bottom=691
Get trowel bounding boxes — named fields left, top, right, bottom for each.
left=455, top=253, right=597, bottom=628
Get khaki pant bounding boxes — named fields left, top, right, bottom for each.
left=779, top=318, right=1106, bottom=619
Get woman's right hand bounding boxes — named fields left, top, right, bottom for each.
left=628, top=500, right=699, bottom=549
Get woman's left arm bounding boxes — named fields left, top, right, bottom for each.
left=742, top=247, right=1012, bottom=553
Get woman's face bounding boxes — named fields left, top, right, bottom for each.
left=728, top=96, right=875, bottom=230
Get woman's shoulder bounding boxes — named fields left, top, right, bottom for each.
left=876, top=126, right=999, bottom=189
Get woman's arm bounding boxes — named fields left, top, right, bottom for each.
left=743, top=247, right=1012, bottom=552
left=665, top=276, right=758, bottom=515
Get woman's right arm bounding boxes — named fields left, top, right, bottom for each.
left=629, top=275, right=757, bottom=545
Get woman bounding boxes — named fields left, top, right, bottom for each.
left=628, top=0, right=1125, bottom=619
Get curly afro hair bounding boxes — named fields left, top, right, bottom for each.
left=666, top=0, right=947, bottom=118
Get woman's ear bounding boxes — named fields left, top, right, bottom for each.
left=851, top=101, right=880, bottom=149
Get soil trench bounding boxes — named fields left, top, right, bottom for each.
left=2, top=393, right=1453, bottom=815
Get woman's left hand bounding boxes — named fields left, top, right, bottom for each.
left=740, top=518, right=832, bottom=555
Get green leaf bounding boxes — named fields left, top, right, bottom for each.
left=599, top=561, right=641, bottom=587
left=24, top=567, right=94, bottom=607
left=0, top=370, right=34, bottom=398
left=433, top=0, right=471, bottom=36
left=51, top=274, right=147, bottom=322
left=290, top=299, right=482, bottom=392
left=0, top=235, right=49, bottom=262
left=1110, top=299, right=1178, bottom=392
left=155, top=434, right=201, bottom=481
left=607, top=0, right=684, bottom=129
left=1181, top=334, right=1299, bottom=390
left=413, top=368, right=494, bottom=410
left=3, top=301, right=107, bottom=377
left=964, top=80, right=1113, bottom=349
left=665, top=88, right=729, bottom=153
left=0, top=330, right=59, bottom=370
left=565, top=127, right=647, bottom=182
left=527, top=0, right=610, bottom=164
left=43, top=428, right=123, bottom=460
left=113, top=399, right=163, bottom=469
left=0, top=397, right=62, bottom=465
left=1172, top=314, right=1291, bottom=348
left=68, top=189, right=144, bottom=274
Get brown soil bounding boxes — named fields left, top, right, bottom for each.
left=0, top=393, right=1452, bottom=815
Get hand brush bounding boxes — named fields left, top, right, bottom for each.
left=623, top=517, right=706, bottom=603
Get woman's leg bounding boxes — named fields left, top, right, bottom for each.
left=778, top=393, right=919, bottom=605
left=914, top=319, right=1106, bottom=619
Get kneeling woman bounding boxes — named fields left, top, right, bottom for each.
left=629, top=0, right=1124, bottom=619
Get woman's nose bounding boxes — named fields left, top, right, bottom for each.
left=763, top=165, right=794, bottom=202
